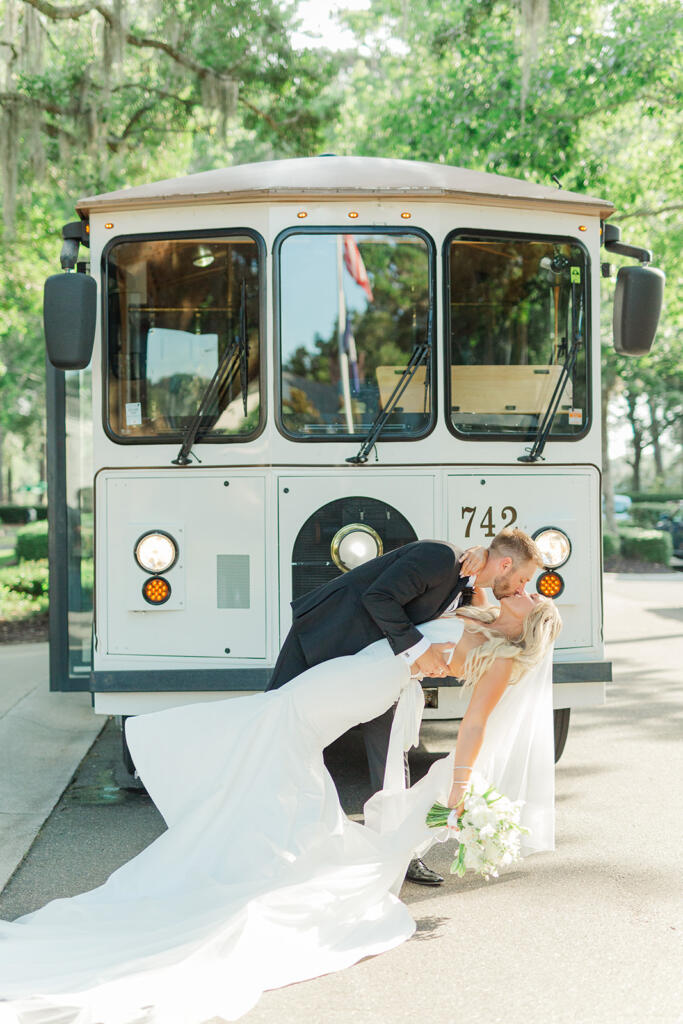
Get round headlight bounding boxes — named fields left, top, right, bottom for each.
left=331, top=524, right=383, bottom=572
left=134, top=531, right=178, bottom=574
left=532, top=528, right=571, bottom=569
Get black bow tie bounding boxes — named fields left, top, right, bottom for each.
left=460, top=585, right=474, bottom=606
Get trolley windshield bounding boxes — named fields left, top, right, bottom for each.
left=446, top=233, right=589, bottom=440
left=105, top=234, right=261, bottom=442
left=277, top=231, right=433, bottom=440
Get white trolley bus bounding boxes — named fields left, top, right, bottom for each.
left=44, top=155, right=663, bottom=763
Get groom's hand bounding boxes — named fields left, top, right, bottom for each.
left=411, top=644, right=451, bottom=678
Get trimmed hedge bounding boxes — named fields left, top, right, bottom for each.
left=15, top=521, right=49, bottom=561
left=0, top=505, right=48, bottom=524
left=618, top=526, right=673, bottom=564
left=603, top=533, right=620, bottom=559
left=624, top=491, right=683, bottom=504
left=0, top=558, right=49, bottom=597
left=627, top=502, right=677, bottom=528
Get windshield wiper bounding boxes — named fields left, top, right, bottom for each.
left=346, top=306, right=432, bottom=465
left=518, top=275, right=583, bottom=463
left=172, top=280, right=248, bottom=466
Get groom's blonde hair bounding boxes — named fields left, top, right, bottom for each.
left=489, top=528, right=545, bottom=569
left=455, top=600, right=562, bottom=689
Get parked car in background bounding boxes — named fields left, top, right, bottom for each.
left=656, top=505, right=683, bottom=562
left=602, top=493, right=632, bottom=521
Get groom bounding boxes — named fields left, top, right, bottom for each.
left=267, top=528, right=543, bottom=884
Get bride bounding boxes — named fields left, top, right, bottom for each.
left=0, top=592, right=561, bottom=1024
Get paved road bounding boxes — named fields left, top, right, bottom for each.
left=1, top=574, right=682, bottom=1023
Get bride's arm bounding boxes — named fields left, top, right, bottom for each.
left=447, top=658, right=513, bottom=811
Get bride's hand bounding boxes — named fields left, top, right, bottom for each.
left=447, top=782, right=467, bottom=814
left=460, top=545, right=487, bottom=577
left=431, top=642, right=456, bottom=666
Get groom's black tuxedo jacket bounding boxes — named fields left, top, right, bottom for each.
left=267, top=540, right=472, bottom=689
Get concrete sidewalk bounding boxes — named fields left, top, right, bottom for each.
left=0, top=643, right=104, bottom=891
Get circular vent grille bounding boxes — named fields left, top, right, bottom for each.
left=292, top=496, right=417, bottom=602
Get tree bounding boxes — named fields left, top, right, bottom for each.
left=0, top=0, right=340, bottom=496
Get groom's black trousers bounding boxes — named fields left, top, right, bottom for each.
left=266, top=634, right=406, bottom=796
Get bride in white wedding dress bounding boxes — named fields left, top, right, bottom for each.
left=0, top=594, right=561, bottom=1024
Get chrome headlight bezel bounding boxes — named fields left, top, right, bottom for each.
left=532, top=527, right=571, bottom=569
left=134, top=530, right=178, bottom=575
left=331, top=523, right=383, bottom=573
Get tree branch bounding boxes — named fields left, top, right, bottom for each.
left=613, top=203, right=683, bottom=222
left=21, top=0, right=236, bottom=86
left=0, top=90, right=72, bottom=118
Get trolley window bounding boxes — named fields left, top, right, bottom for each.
left=446, top=232, right=589, bottom=440
left=277, top=230, right=434, bottom=440
left=105, top=234, right=262, bottom=442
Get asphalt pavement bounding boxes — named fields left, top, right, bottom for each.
left=0, top=574, right=681, bottom=1023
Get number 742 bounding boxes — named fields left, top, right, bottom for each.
left=461, top=505, right=517, bottom=538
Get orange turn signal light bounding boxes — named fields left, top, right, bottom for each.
left=537, top=571, right=564, bottom=599
left=142, top=576, right=171, bottom=605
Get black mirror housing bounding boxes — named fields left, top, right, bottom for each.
left=44, top=272, right=97, bottom=370
left=613, top=264, right=665, bottom=356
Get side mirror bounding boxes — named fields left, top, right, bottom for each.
left=44, top=272, right=97, bottom=370
left=613, top=264, right=665, bottom=356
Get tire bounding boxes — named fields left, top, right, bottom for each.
left=553, top=707, right=571, bottom=763
left=121, top=715, right=137, bottom=776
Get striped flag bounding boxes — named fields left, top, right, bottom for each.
left=342, top=314, right=360, bottom=393
left=343, top=235, right=374, bottom=302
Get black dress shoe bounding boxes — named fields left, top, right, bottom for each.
left=405, top=857, right=444, bottom=886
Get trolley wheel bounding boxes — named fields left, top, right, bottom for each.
left=553, top=707, right=571, bottom=763
left=121, top=715, right=137, bottom=776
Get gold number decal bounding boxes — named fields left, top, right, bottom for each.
left=461, top=507, right=476, bottom=538
left=479, top=507, right=495, bottom=537
left=460, top=505, right=519, bottom=538
left=501, top=506, right=518, bottom=528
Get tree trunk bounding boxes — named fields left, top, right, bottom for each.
left=601, top=376, right=618, bottom=535
left=625, top=394, right=645, bottom=493
left=7, top=463, right=12, bottom=504
left=647, top=397, right=665, bottom=479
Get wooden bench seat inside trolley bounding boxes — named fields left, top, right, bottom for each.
left=375, top=364, right=573, bottom=414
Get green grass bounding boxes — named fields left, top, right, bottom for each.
left=0, top=549, right=15, bottom=569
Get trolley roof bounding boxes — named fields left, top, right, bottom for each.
left=76, top=155, right=614, bottom=218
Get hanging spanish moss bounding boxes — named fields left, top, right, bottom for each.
left=20, top=1, right=42, bottom=76
left=520, top=0, right=549, bottom=114
left=21, top=5, right=45, bottom=179
left=1, top=99, right=20, bottom=238
left=1, top=0, right=20, bottom=236
left=103, top=0, right=126, bottom=82
left=201, top=73, right=238, bottom=138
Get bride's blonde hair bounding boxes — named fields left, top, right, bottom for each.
left=453, top=599, right=562, bottom=689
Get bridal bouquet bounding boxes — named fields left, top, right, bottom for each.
left=426, top=772, right=529, bottom=880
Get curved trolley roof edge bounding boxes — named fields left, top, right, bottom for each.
left=75, top=155, right=615, bottom=218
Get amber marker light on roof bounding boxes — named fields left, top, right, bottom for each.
left=142, top=576, right=171, bottom=605
left=297, top=211, right=307, bottom=218
left=537, top=571, right=564, bottom=599
left=104, top=222, right=114, bottom=229
left=348, top=211, right=359, bottom=219
left=401, top=212, right=411, bottom=219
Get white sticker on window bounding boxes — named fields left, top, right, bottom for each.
left=568, top=408, right=583, bottom=425
left=125, top=402, right=142, bottom=426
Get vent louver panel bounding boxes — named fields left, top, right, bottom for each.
left=217, top=554, right=250, bottom=609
